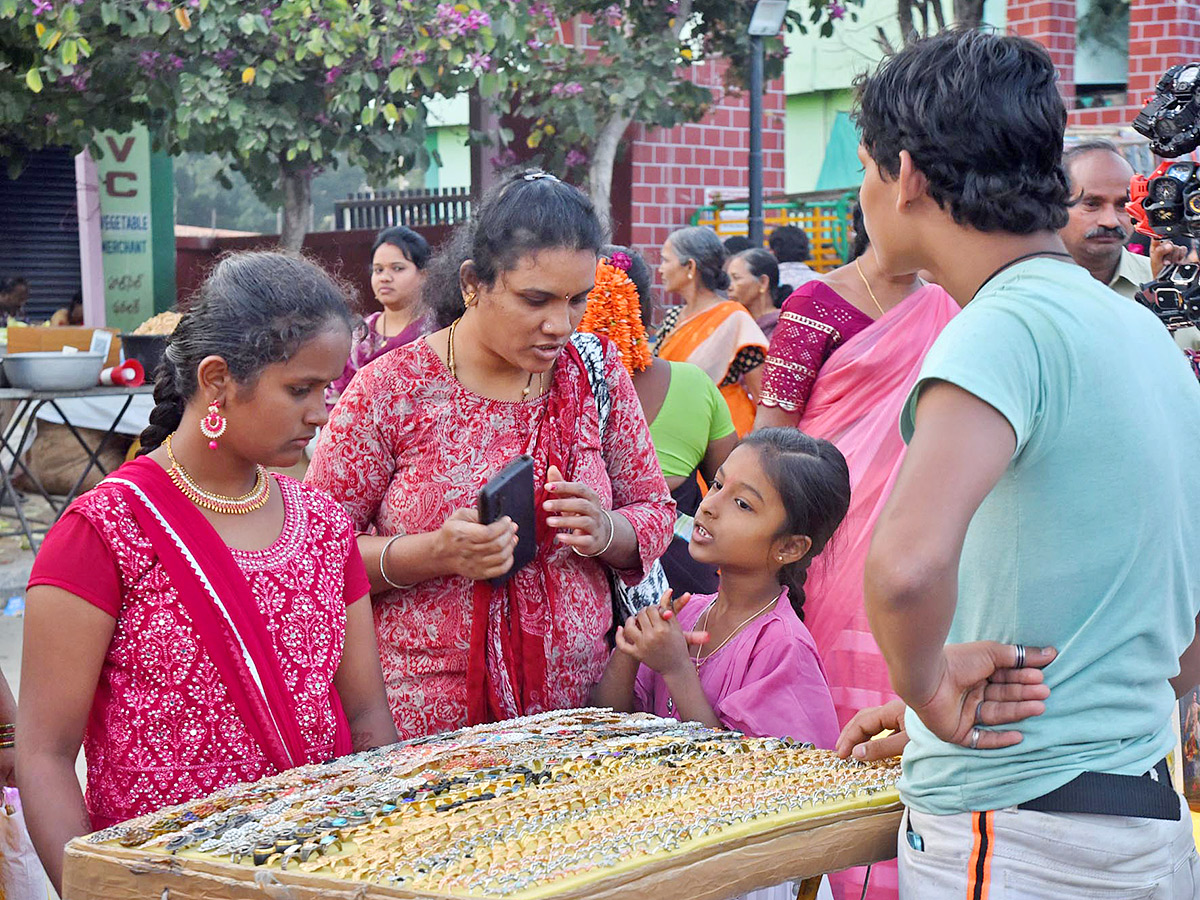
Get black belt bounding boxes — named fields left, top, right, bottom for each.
left=1017, top=758, right=1180, bottom=820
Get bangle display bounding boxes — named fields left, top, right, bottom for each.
left=573, top=509, right=616, bottom=559
left=378, top=534, right=416, bottom=590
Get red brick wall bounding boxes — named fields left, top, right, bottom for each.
left=1008, top=0, right=1200, bottom=129
left=1126, top=0, right=1200, bottom=107
left=1008, top=0, right=1078, bottom=106
left=625, top=59, right=787, bottom=271
left=558, top=16, right=786, bottom=269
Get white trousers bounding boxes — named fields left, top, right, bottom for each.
left=898, top=797, right=1200, bottom=899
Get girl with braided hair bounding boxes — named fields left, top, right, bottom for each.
left=592, top=426, right=846, bottom=747
left=18, top=252, right=397, bottom=893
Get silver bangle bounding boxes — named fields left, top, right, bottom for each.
left=379, top=533, right=416, bottom=590
left=573, top=509, right=616, bottom=559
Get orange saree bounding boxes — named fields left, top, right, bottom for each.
left=655, top=301, right=767, bottom=436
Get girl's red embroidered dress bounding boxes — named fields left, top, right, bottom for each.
left=28, top=457, right=369, bottom=829
left=308, top=337, right=674, bottom=739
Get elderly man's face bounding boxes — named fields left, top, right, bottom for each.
left=1061, top=150, right=1135, bottom=278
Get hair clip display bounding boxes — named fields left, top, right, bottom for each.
left=522, top=169, right=560, bottom=183
left=78, top=710, right=901, bottom=898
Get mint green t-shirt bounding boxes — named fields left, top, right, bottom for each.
left=898, top=257, right=1200, bottom=815
left=648, top=361, right=735, bottom=479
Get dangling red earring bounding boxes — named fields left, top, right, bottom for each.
left=200, top=402, right=227, bottom=450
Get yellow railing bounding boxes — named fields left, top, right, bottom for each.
left=690, top=193, right=855, bottom=274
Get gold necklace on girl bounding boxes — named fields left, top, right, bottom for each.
left=665, top=591, right=782, bottom=716
left=164, top=434, right=271, bottom=515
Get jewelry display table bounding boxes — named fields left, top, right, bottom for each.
left=63, top=710, right=902, bottom=900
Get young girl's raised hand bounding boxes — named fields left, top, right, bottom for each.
left=616, top=603, right=705, bottom=677
left=658, top=587, right=690, bottom=622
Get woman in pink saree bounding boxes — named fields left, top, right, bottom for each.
left=799, top=281, right=958, bottom=900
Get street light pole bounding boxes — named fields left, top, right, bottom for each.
left=748, top=35, right=764, bottom=246
left=746, top=0, right=788, bottom=247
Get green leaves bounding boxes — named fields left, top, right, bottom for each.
left=0, top=0, right=859, bottom=242
left=387, top=66, right=411, bottom=93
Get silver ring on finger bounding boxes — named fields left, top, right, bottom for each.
left=969, top=727, right=982, bottom=750
left=1014, top=643, right=1026, bottom=668
left=974, top=700, right=986, bottom=725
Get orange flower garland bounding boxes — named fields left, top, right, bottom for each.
left=579, top=257, right=652, bottom=375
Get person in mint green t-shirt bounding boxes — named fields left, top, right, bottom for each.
left=836, top=30, right=1200, bottom=898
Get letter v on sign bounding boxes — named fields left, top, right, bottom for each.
left=105, top=135, right=135, bottom=163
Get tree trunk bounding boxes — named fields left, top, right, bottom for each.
left=280, top=164, right=312, bottom=253
left=952, top=0, right=985, bottom=28
left=874, top=25, right=898, bottom=54
left=587, top=110, right=633, bottom=238
left=932, top=0, right=947, bottom=30
left=897, top=0, right=917, bottom=45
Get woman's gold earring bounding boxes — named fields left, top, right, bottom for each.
left=464, top=292, right=477, bottom=308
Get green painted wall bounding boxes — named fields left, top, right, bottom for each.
left=432, top=125, right=472, bottom=191
left=784, top=90, right=855, bottom=194
left=424, top=93, right=471, bottom=192
left=782, top=0, right=1008, bottom=193
left=149, top=149, right=176, bottom=314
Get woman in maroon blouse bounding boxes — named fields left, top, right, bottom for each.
left=754, top=219, right=927, bottom=426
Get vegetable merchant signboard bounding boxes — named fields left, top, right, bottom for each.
left=92, top=125, right=175, bottom=332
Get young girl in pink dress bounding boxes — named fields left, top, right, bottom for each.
left=592, top=428, right=849, bottom=900
left=592, top=426, right=847, bottom=746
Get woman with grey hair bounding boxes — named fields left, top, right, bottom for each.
left=655, top=226, right=767, bottom=435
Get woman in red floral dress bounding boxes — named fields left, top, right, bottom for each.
left=19, top=253, right=397, bottom=893
left=308, top=171, right=675, bottom=738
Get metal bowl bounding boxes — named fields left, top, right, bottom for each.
left=2, top=351, right=105, bottom=391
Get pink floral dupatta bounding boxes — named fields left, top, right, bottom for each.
left=104, top=456, right=352, bottom=772
left=799, top=284, right=959, bottom=726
